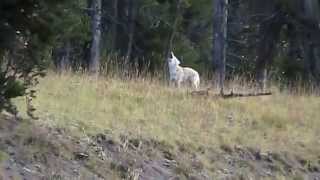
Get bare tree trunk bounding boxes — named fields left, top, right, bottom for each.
left=125, top=0, right=136, bottom=62
left=89, top=0, right=102, bottom=74
left=255, top=19, right=282, bottom=91
left=255, top=37, right=272, bottom=92
left=60, top=41, right=71, bottom=72
left=163, top=0, right=182, bottom=82
left=53, top=41, right=71, bottom=73
left=302, top=33, right=320, bottom=83
left=313, top=45, right=320, bottom=85
left=304, top=0, right=320, bottom=24
left=165, top=0, right=182, bottom=60
left=212, top=0, right=228, bottom=94
left=111, top=0, right=118, bottom=51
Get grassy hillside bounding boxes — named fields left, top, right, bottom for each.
left=14, top=72, right=320, bottom=160
left=9, top=73, right=320, bottom=179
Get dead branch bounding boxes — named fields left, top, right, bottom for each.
left=220, top=91, right=272, bottom=98
left=190, top=89, right=272, bottom=98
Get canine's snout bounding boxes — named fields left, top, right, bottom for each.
left=170, top=51, right=175, bottom=58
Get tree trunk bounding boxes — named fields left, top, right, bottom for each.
left=111, top=0, right=118, bottom=51
left=255, top=15, right=283, bottom=91
left=53, top=41, right=71, bottom=73
left=302, top=33, right=320, bottom=83
left=60, top=41, right=71, bottom=72
left=212, top=0, right=228, bottom=94
left=165, top=0, right=182, bottom=60
left=125, top=0, right=136, bottom=62
left=89, top=0, right=102, bottom=74
left=313, top=47, right=320, bottom=85
left=164, top=0, right=182, bottom=82
left=304, top=0, right=320, bottom=24
left=255, top=30, right=275, bottom=91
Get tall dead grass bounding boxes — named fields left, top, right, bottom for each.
left=13, top=70, right=320, bottom=161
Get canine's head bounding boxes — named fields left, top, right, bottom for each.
left=168, top=52, right=180, bottom=66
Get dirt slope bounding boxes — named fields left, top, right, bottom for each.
left=0, top=115, right=319, bottom=180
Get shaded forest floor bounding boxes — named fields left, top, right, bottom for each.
left=2, top=72, right=320, bottom=179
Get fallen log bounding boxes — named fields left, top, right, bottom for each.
left=190, top=89, right=272, bottom=98
left=190, top=89, right=210, bottom=96
left=220, top=91, right=272, bottom=98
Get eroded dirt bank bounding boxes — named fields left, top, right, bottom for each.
left=0, top=115, right=319, bottom=180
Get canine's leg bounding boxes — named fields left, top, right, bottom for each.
left=176, top=81, right=181, bottom=88
left=173, top=80, right=178, bottom=88
left=193, top=78, right=199, bottom=90
left=192, top=74, right=200, bottom=90
left=170, top=79, right=178, bottom=88
left=169, top=79, right=175, bottom=87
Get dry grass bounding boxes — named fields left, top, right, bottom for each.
left=14, top=72, right=320, bottom=160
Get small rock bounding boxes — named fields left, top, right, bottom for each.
left=96, top=133, right=106, bottom=144
left=222, top=168, right=229, bottom=174
left=73, top=168, right=79, bottom=175
left=22, top=167, right=33, bottom=173
left=7, top=146, right=15, bottom=156
left=74, top=152, right=89, bottom=160
left=163, top=159, right=177, bottom=167
left=34, top=164, right=42, bottom=172
left=5, top=139, right=14, bottom=146
left=260, top=152, right=272, bottom=162
left=221, top=144, right=233, bottom=153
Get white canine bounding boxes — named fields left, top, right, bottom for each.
left=168, top=52, right=200, bottom=89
